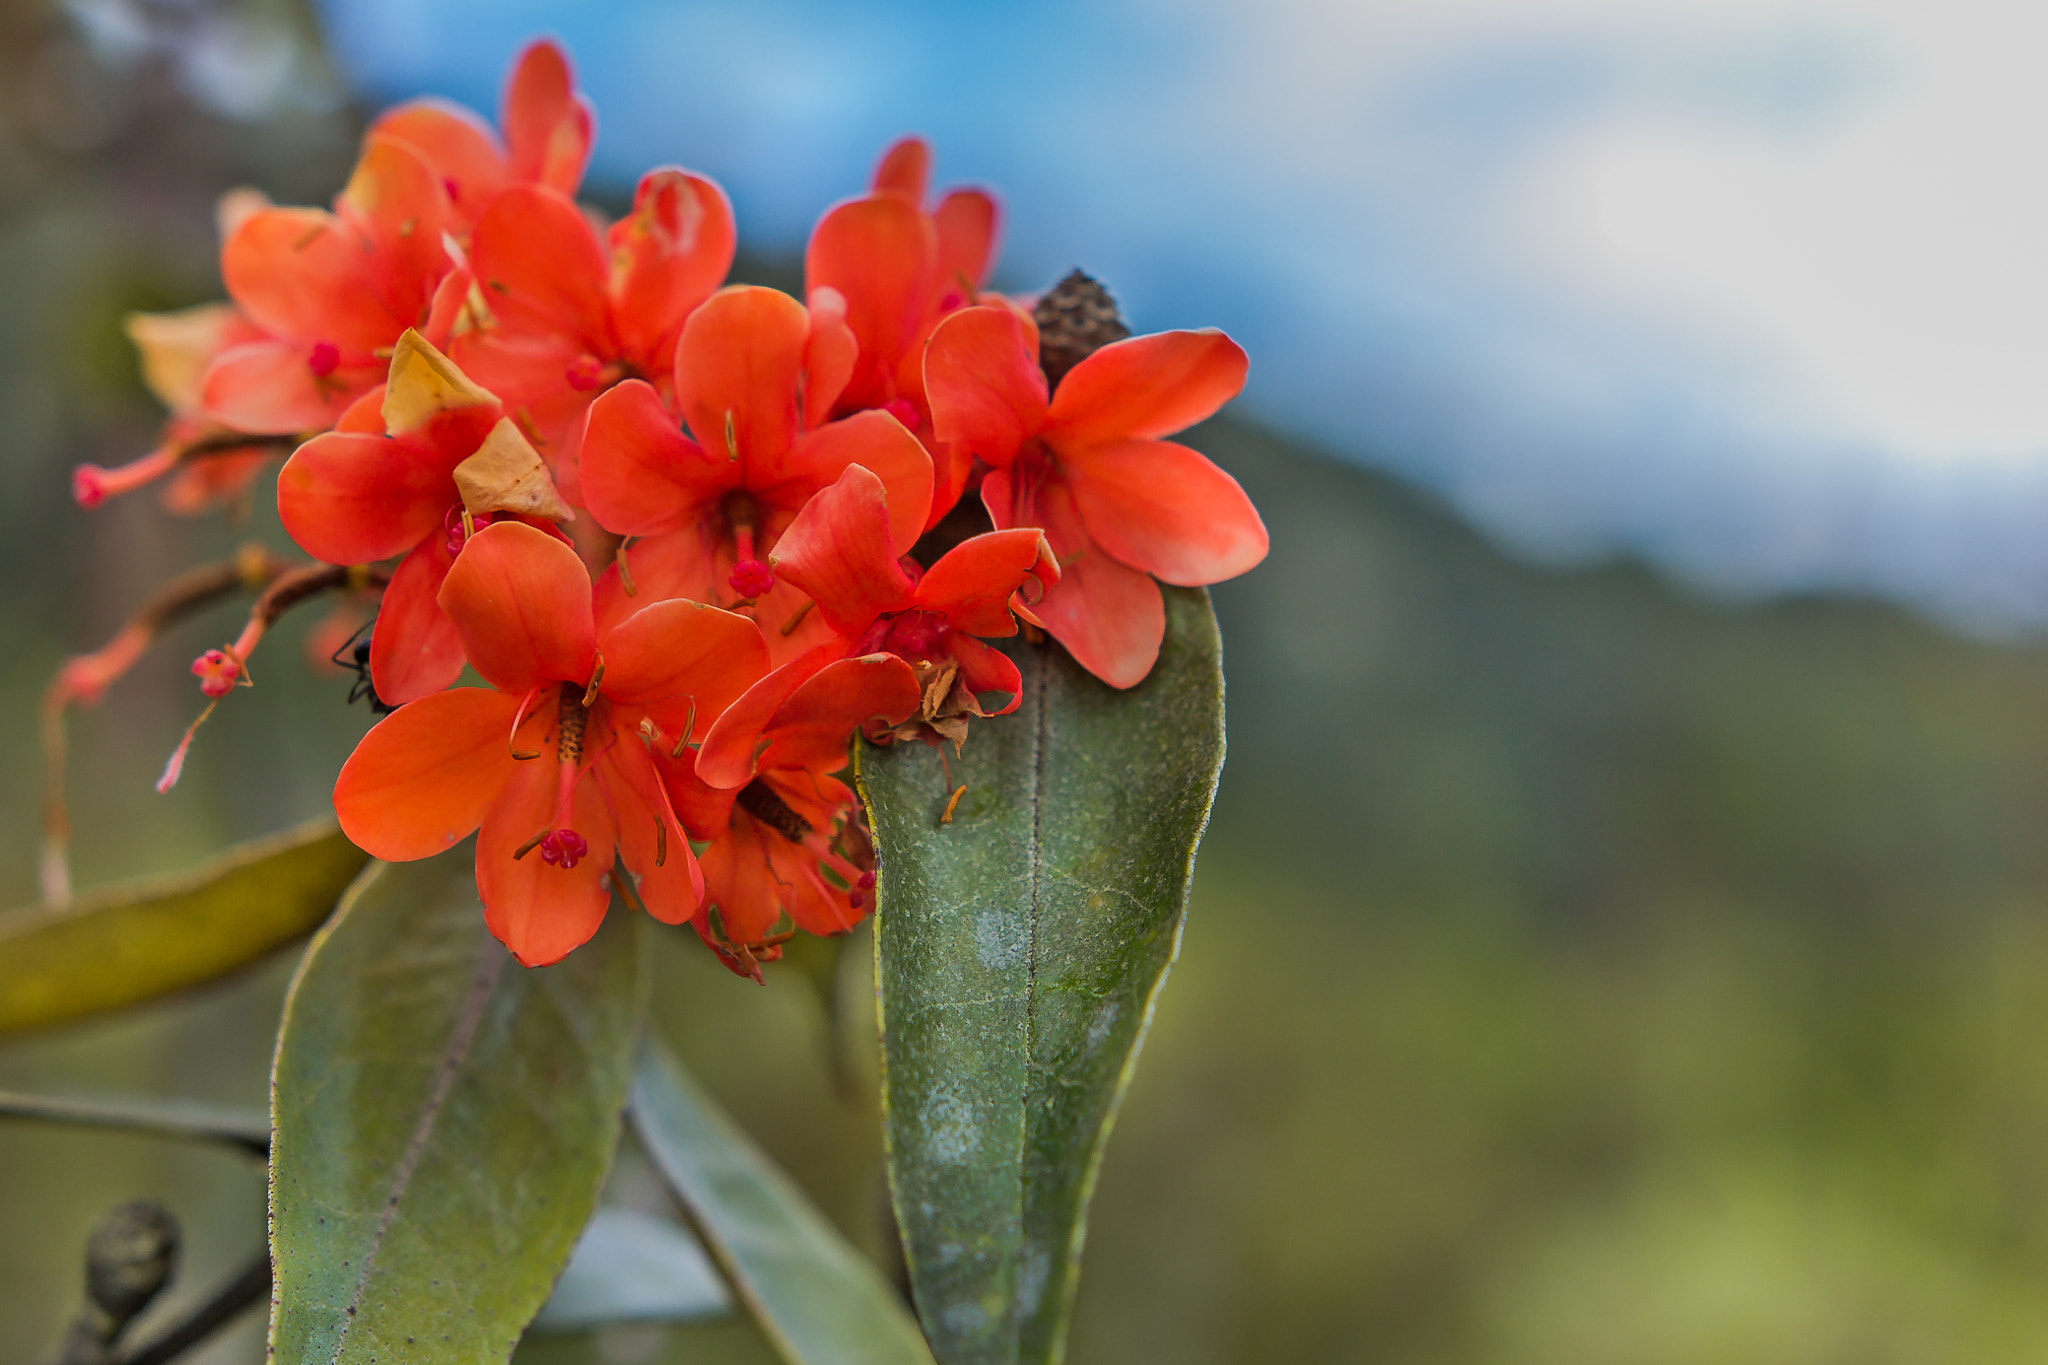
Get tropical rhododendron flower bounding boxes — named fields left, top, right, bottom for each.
left=334, top=521, right=767, bottom=966
left=202, top=135, right=459, bottom=435
left=662, top=655, right=920, bottom=978
left=924, top=304, right=1268, bottom=688
left=277, top=331, right=573, bottom=703
left=805, top=136, right=1002, bottom=525
left=578, top=284, right=930, bottom=660
left=697, top=462, right=1057, bottom=787
left=449, top=166, right=735, bottom=497
left=370, top=39, right=595, bottom=231
left=74, top=303, right=283, bottom=514
left=58, top=58, right=1267, bottom=984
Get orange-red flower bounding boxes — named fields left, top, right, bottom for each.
left=334, top=521, right=766, bottom=966
left=924, top=304, right=1268, bottom=688
left=696, top=462, right=1056, bottom=789
left=449, top=167, right=735, bottom=498
left=805, top=136, right=1001, bottom=526
left=276, top=332, right=572, bottom=704
left=577, top=284, right=930, bottom=660
left=201, top=136, right=460, bottom=435
left=371, top=39, right=595, bottom=231
left=74, top=304, right=283, bottom=514
left=663, top=655, right=920, bottom=978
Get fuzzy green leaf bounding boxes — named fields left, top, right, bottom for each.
left=0, top=817, right=368, bottom=1035
left=857, top=586, right=1225, bottom=1365
left=269, top=849, right=647, bottom=1363
left=629, top=1038, right=937, bottom=1365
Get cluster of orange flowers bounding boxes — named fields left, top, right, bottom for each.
left=74, top=42, right=1266, bottom=974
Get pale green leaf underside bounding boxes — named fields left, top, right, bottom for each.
left=630, top=1038, right=937, bottom=1365
left=531, top=1205, right=730, bottom=1333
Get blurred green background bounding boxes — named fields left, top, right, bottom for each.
left=9, top=2, right=2048, bottom=1362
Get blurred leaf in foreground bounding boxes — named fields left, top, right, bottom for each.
left=0, top=817, right=368, bottom=1036
left=630, top=1037, right=936, bottom=1365
left=531, top=1205, right=730, bottom=1333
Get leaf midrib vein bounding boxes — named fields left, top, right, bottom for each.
left=327, top=938, right=506, bottom=1361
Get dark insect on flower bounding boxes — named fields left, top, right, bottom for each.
left=331, top=620, right=396, bottom=715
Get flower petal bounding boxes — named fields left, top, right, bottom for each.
left=775, top=410, right=933, bottom=554
left=334, top=687, right=521, bottom=861
left=802, top=292, right=858, bottom=427
left=925, top=305, right=1045, bottom=469
left=947, top=633, right=1024, bottom=711
left=758, top=654, right=920, bottom=776
left=988, top=470, right=1162, bottom=689
left=699, top=821, right=787, bottom=945
left=591, top=523, right=722, bottom=634
left=766, top=463, right=915, bottom=634
left=438, top=520, right=598, bottom=692
left=609, top=169, right=736, bottom=370
left=803, top=194, right=935, bottom=408
left=125, top=302, right=258, bottom=412
left=933, top=189, right=999, bottom=293
left=369, top=536, right=468, bottom=705
left=695, top=643, right=845, bottom=790
left=501, top=39, right=594, bottom=194
left=1044, top=329, right=1248, bottom=447
left=222, top=211, right=394, bottom=349
left=672, top=285, right=809, bottom=467
left=579, top=378, right=721, bottom=537
left=1067, top=437, right=1268, bottom=585
left=198, top=339, right=372, bottom=434
left=601, top=741, right=703, bottom=925
left=871, top=136, right=929, bottom=200
left=914, top=528, right=1058, bottom=638
left=371, top=99, right=510, bottom=220
left=277, top=431, right=452, bottom=564
left=337, top=134, right=455, bottom=289
left=600, top=598, right=769, bottom=737
left=476, top=753, right=614, bottom=966
left=468, top=183, right=612, bottom=351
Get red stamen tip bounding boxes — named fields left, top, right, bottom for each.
left=191, top=649, right=240, bottom=698
left=882, top=399, right=919, bottom=430
left=538, top=828, right=589, bottom=869
left=72, top=465, right=111, bottom=508
left=937, top=290, right=967, bottom=312
left=565, top=353, right=606, bottom=391
left=857, top=871, right=876, bottom=890
left=848, top=893, right=864, bottom=909
left=308, top=340, right=341, bottom=378
left=443, top=176, right=461, bottom=202
left=728, top=558, right=776, bottom=598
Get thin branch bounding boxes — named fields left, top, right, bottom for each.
left=40, top=545, right=290, bottom=902
left=117, top=1255, right=269, bottom=1365
left=0, top=1090, right=268, bottom=1157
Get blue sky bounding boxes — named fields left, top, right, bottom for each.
left=310, top=0, right=2048, bottom=629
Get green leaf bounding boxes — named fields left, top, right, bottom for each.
left=531, top=1206, right=729, bottom=1333
left=629, top=1038, right=937, bottom=1365
left=0, top=817, right=368, bottom=1035
left=856, top=586, right=1225, bottom=1365
left=270, top=848, right=648, bottom=1363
